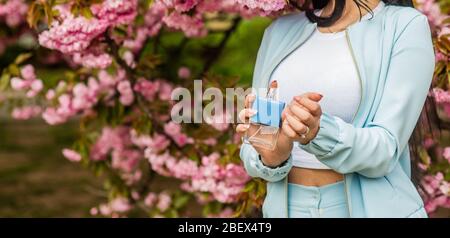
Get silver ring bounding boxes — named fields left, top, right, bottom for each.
left=299, top=126, right=310, bottom=139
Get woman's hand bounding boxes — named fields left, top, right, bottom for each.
left=236, top=93, right=257, bottom=136
left=282, top=92, right=323, bottom=145
left=236, top=93, right=293, bottom=167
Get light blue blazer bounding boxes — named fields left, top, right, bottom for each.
left=240, top=3, right=434, bottom=218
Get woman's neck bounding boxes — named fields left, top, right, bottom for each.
left=318, top=0, right=381, bottom=33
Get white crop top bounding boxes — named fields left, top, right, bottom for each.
left=268, top=3, right=385, bottom=169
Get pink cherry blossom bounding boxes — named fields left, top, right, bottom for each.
left=134, top=79, right=160, bottom=101
left=109, top=197, right=132, bottom=213
left=62, top=149, right=82, bottom=162
left=144, top=192, right=157, bottom=207
left=163, top=121, right=194, bottom=147
left=178, top=67, right=191, bottom=79
left=10, top=77, right=27, bottom=90
left=20, top=65, right=36, bottom=81
left=112, top=149, right=141, bottom=173
left=150, top=134, right=171, bottom=152
left=163, top=12, right=207, bottom=37
left=202, top=138, right=218, bottom=146
left=416, top=0, right=446, bottom=28
left=11, top=106, right=42, bottom=120
left=72, top=51, right=113, bottom=69
left=131, top=130, right=170, bottom=153
left=90, top=127, right=130, bottom=161
left=423, top=137, right=435, bottom=149
left=46, top=90, right=56, bottom=100
left=435, top=51, right=447, bottom=62
left=38, top=11, right=109, bottom=54
left=10, top=65, right=44, bottom=97
left=162, top=0, right=199, bottom=12
left=72, top=79, right=100, bottom=111
left=172, top=134, right=195, bottom=147
left=236, top=0, right=287, bottom=12
left=433, top=88, right=450, bottom=103
left=157, top=79, right=174, bottom=101
left=164, top=121, right=182, bottom=137
left=146, top=151, right=173, bottom=176
left=169, top=158, right=199, bottom=179
left=117, top=80, right=135, bottom=106
left=443, top=147, right=450, bottom=163
left=122, top=51, right=136, bottom=68
left=157, top=192, right=172, bottom=212
left=91, top=0, right=138, bottom=26
left=42, top=108, right=68, bottom=125
left=144, top=1, right=167, bottom=37
left=90, top=207, right=99, bottom=216
left=0, top=0, right=28, bottom=27
left=122, top=170, right=143, bottom=185
left=42, top=94, right=76, bottom=125
left=422, top=172, right=450, bottom=213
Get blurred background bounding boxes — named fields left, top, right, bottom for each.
left=0, top=7, right=270, bottom=216
left=1, top=0, right=450, bottom=217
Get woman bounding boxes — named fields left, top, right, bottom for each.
left=236, top=0, right=435, bottom=218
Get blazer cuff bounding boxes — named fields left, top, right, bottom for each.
left=251, top=154, right=293, bottom=179
left=298, top=112, right=340, bottom=158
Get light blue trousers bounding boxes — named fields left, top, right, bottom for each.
left=288, top=181, right=350, bottom=218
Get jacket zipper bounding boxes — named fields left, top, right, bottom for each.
left=345, top=30, right=363, bottom=124
left=343, top=29, right=364, bottom=218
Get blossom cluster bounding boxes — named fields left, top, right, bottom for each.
left=63, top=123, right=249, bottom=210
left=37, top=0, right=288, bottom=69
left=414, top=0, right=450, bottom=215
left=422, top=172, right=450, bottom=212
left=146, top=150, right=250, bottom=203
left=10, top=65, right=44, bottom=98
left=0, top=0, right=28, bottom=27
left=416, top=0, right=446, bottom=29
left=42, top=70, right=123, bottom=125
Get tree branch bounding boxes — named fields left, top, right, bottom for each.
left=104, top=32, right=136, bottom=81
left=201, top=17, right=242, bottom=76
left=136, top=37, right=152, bottom=62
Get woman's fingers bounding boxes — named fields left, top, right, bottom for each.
left=236, top=123, right=251, bottom=134
left=294, top=93, right=323, bottom=116
left=281, top=120, right=298, bottom=139
left=238, top=108, right=257, bottom=123
left=279, top=93, right=323, bottom=144
left=244, top=93, right=256, bottom=109
left=237, top=93, right=257, bottom=139
left=288, top=103, right=316, bottom=127
left=295, top=92, right=322, bottom=102
left=285, top=113, right=309, bottom=135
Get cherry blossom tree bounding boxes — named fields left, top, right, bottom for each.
left=0, top=0, right=449, bottom=217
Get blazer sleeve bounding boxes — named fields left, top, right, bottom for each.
left=240, top=143, right=293, bottom=182
left=299, top=14, right=435, bottom=178
left=240, top=22, right=293, bottom=182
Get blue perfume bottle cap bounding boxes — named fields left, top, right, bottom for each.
left=250, top=97, right=285, bottom=128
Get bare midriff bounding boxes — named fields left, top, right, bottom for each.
left=288, top=167, right=344, bottom=186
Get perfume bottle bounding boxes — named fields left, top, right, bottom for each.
left=244, top=81, right=285, bottom=151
